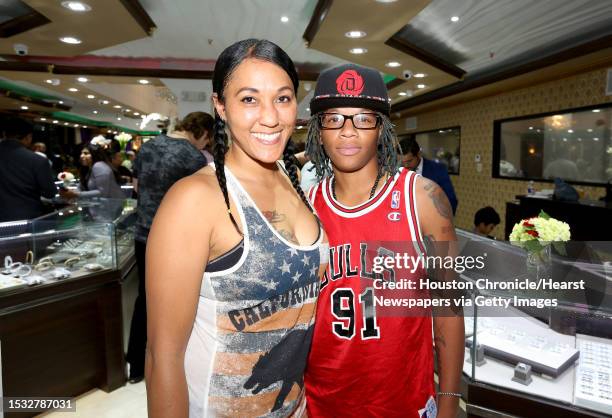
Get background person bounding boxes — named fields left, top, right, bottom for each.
left=75, top=136, right=124, bottom=199
left=473, top=206, right=500, bottom=238
left=400, top=137, right=458, bottom=214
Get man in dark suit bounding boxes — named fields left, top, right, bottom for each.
left=400, top=137, right=458, bottom=214
left=0, top=118, right=61, bottom=222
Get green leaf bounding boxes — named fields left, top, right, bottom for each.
left=539, top=210, right=551, bottom=220
left=552, top=241, right=567, bottom=257
left=524, top=240, right=543, bottom=253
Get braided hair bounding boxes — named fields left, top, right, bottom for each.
left=212, top=39, right=314, bottom=233
left=305, top=113, right=402, bottom=181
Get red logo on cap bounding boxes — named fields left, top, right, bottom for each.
left=336, top=70, right=364, bottom=96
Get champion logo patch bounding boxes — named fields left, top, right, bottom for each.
left=391, top=190, right=401, bottom=209
left=387, top=212, right=401, bottom=222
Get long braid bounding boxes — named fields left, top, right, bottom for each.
left=305, top=116, right=332, bottom=181
left=212, top=115, right=242, bottom=234
left=282, top=138, right=313, bottom=211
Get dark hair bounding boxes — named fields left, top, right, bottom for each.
left=80, top=139, right=121, bottom=190
left=175, top=112, right=214, bottom=140
left=306, top=114, right=402, bottom=180
left=474, top=206, right=500, bottom=226
left=212, top=38, right=310, bottom=232
left=4, top=117, right=33, bottom=140
left=399, top=137, right=420, bottom=156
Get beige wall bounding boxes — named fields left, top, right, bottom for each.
left=395, top=67, right=612, bottom=239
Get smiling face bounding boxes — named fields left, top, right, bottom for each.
left=212, top=58, right=297, bottom=164
left=319, top=107, right=380, bottom=174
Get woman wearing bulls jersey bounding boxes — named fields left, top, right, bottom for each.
left=304, top=63, right=464, bottom=418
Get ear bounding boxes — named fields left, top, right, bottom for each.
left=212, top=93, right=226, bottom=122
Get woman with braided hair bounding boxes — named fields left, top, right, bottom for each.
left=146, top=39, right=327, bottom=418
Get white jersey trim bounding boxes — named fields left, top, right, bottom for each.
left=321, top=168, right=402, bottom=218
left=404, top=171, right=425, bottom=257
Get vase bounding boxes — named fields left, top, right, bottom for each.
left=525, top=244, right=552, bottom=292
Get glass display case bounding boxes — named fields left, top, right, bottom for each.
left=457, top=229, right=612, bottom=417
left=0, top=198, right=136, bottom=293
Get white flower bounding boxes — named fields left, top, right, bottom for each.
left=57, top=172, right=75, bottom=181
left=91, top=135, right=111, bottom=147
left=115, top=133, right=132, bottom=142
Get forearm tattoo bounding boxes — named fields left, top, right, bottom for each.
left=422, top=179, right=452, bottom=221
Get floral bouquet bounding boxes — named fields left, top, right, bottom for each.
left=510, top=210, right=570, bottom=267
left=91, top=135, right=111, bottom=148
left=57, top=171, right=75, bottom=187
left=115, top=132, right=132, bottom=151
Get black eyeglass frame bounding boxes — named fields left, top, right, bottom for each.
left=318, top=112, right=382, bottom=130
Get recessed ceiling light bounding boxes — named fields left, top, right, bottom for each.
left=349, top=48, right=367, bottom=54
left=113, top=131, right=118, bottom=134
left=61, top=1, right=92, bottom=12
left=87, top=94, right=95, bottom=99
left=77, top=77, right=88, bottom=83
left=74, top=124, right=79, bottom=127
left=529, top=126, right=533, bottom=130
left=345, top=31, right=366, bottom=39
left=125, top=109, right=131, bottom=113
left=134, top=112, right=140, bottom=116
left=64, top=122, right=69, bottom=125
left=451, top=16, right=460, bottom=22
left=398, top=92, right=407, bottom=96
left=587, top=128, right=593, bottom=132
left=92, top=110, right=98, bottom=114
left=413, top=73, right=426, bottom=78
left=568, top=129, right=573, bottom=133
left=59, top=36, right=82, bottom=44
left=53, top=120, right=58, bottom=124
left=417, top=84, right=426, bottom=89
left=40, top=117, right=46, bottom=121
left=280, top=16, right=289, bottom=23
left=117, top=117, right=122, bottom=121
left=138, top=79, right=150, bottom=85
left=20, top=105, right=28, bottom=110
left=102, top=100, right=110, bottom=105
left=594, top=137, right=600, bottom=141
left=68, top=87, right=78, bottom=92
left=592, top=109, right=601, bottom=113
left=306, top=108, right=310, bottom=112
left=113, top=105, right=122, bottom=109
left=375, top=0, right=398, bottom=3
left=386, top=61, right=401, bottom=68
left=58, top=100, right=64, bottom=104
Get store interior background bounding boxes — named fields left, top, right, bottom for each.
left=1, top=1, right=612, bottom=417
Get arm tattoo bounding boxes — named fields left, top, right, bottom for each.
left=434, top=333, right=447, bottom=348
left=422, top=179, right=452, bottom=220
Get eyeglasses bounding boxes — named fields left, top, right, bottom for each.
left=319, top=113, right=381, bottom=130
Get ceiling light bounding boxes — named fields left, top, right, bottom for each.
left=20, top=105, right=28, bottom=110
left=594, top=137, right=600, bottom=141
left=398, top=92, right=407, bottom=96
left=53, top=120, right=58, bottom=124
left=59, top=36, right=82, bottom=44
left=64, top=122, right=69, bottom=125
left=113, top=131, right=118, bottom=134
left=87, top=94, right=95, bottom=99
left=451, top=16, right=460, bottom=22
left=529, top=126, right=533, bottom=130
left=413, top=73, right=426, bottom=78
left=83, top=126, right=87, bottom=128
left=349, top=48, right=367, bottom=54
left=113, top=105, right=122, bottom=109
left=74, top=124, right=79, bottom=127
left=306, top=108, right=310, bottom=112
left=417, top=84, right=426, bottom=89
left=280, top=16, right=289, bottom=23
left=592, top=109, right=601, bottom=113
left=568, top=129, right=573, bottom=133
left=117, top=117, right=122, bottom=121
left=102, top=100, right=110, bottom=105
left=77, top=77, right=88, bottom=83
left=345, top=31, right=366, bottom=39
left=386, top=61, right=401, bottom=68
left=375, top=0, right=398, bottom=3
left=68, top=87, right=78, bottom=92
left=40, top=117, right=46, bottom=121
left=58, top=101, right=64, bottom=104
left=92, top=110, right=98, bottom=114
left=45, top=78, right=60, bottom=86
left=61, top=1, right=92, bottom=12
left=133, top=112, right=140, bottom=116
left=587, top=128, right=593, bottom=132
left=138, top=79, right=150, bottom=85
left=125, top=109, right=131, bottom=113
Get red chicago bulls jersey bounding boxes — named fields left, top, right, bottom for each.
left=305, top=168, right=437, bottom=418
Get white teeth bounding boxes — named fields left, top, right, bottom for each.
left=252, top=132, right=281, bottom=141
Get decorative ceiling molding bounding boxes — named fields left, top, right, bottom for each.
left=119, top=0, right=157, bottom=36
left=0, top=10, right=50, bottom=38
left=391, top=33, right=612, bottom=113
left=303, top=0, right=333, bottom=46
left=384, top=35, right=465, bottom=79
